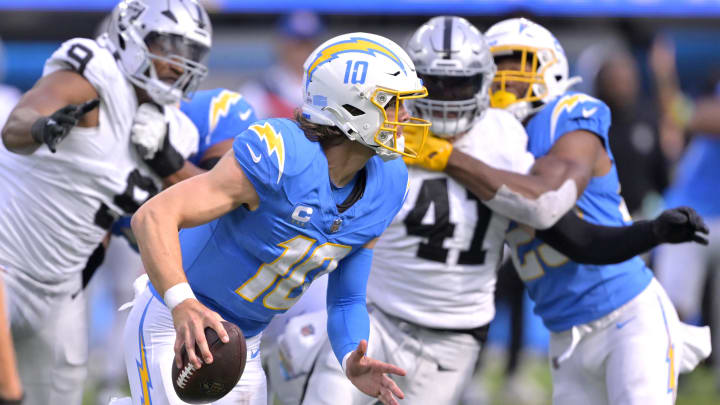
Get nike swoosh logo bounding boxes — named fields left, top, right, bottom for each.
left=616, top=316, right=636, bottom=329
left=239, top=109, right=252, bottom=121
left=250, top=349, right=260, bottom=359
left=582, top=107, right=598, bottom=118
left=246, top=144, right=262, bottom=163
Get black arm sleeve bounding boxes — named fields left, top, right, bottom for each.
left=536, top=211, right=659, bottom=265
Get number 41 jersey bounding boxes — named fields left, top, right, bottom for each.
left=171, top=118, right=409, bottom=338
left=0, top=35, right=197, bottom=289
left=367, top=108, right=535, bottom=329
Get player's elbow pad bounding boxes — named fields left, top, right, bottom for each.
left=485, top=179, right=578, bottom=230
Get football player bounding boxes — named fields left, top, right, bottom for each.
left=121, top=32, right=431, bottom=405
left=90, top=87, right=256, bottom=402
left=406, top=17, right=712, bottom=405
left=0, top=1, right=212, bottom=404
left=296, top=17, right=710, bottom=405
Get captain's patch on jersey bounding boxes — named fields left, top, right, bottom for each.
left=249, top=122, right=285, bottom=183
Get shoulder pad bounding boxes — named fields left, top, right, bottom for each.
left=548, top=92, right=610, bottom=142
left=44, top=38, right=116, bottom=82
left=233, top=119, right=318, bottom=190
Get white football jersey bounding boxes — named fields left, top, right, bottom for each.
left=367, top=108, right=534, bottom=329
left=0, top=36, right=197, bottom=289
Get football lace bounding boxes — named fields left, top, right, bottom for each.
left=176, top=362, right=197, bottom=389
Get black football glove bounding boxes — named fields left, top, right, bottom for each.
left=652, top=206, right=709, bottom=245
left=30, top=99, right=100, bottom=153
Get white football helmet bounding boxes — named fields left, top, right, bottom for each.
left=105, top=0, right=212, bottom=105
left=406, top=16, right=496, bottom=137
left=301, top=32, right=431, bottom=161
left=485, top=18, right=580, bottom=120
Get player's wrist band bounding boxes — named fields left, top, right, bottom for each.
left=164, top=282, right=196, bottom=311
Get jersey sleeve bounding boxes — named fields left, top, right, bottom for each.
left=43, top=38, right=114, bottom=98
left=210, top=94, right=257, bottom=149
left=232, top=119, right=289, bottom=197
left=550, top=93, right=612, bottom=152
left=184, top=89, right=258, bottom=163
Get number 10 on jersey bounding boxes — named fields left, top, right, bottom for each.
left=235, top=236, right=351, bottom=310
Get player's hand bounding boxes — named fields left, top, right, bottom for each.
left=345, top=340, right=406, bottom=405
left=30, top=99, right=99, bottom=153
left=131, top=103, right=184, bottom=177
left=652, top=206, right=709, bottom=245
left=403, top=133, right=452, bottom=172
left=171, top=299, right=230, bottom=370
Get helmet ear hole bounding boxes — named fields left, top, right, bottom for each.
left=342, top=104, right=365, bottom=117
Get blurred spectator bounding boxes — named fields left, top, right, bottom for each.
left=239, top=11, right=325, bottom=119
left=650, top=36, right=720, bottom=392
left=589, top=46, right=669, bottom=216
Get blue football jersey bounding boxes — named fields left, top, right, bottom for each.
left=506, top=91, right=653, bottom=332
left=180, top=88, right=257, bottom=166
left=151, top=118, right=408, bottom=338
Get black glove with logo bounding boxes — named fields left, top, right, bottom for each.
left=652, top=206, right=709, bottom=245
left=30, top=99, right=99, bottom=153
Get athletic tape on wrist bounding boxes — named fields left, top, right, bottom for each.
left=164, top=282, right=196, bottom=311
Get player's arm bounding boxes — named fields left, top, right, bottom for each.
left=438, top=130, right=602, bottom=229
left=2, top=69, right=99, bottom=154
left=537, top=206, right=709, bottom=265
left=326, top=238, right=406, bottom=405
left=160, top=138, right=234, bottom=185
left=131, top=150, right=259, bottom=369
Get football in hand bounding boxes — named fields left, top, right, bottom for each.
left=171, top=321, right=247, bottom=404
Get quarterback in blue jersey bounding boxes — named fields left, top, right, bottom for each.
left=121, top=32, right=430, bottom=405
left=405, top=18, right=711, bottom=405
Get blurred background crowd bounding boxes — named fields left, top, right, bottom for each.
left=1, top=1, right=719, bottom=404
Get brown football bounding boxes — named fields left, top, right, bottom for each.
left=171, top=321, right=247, bottom=404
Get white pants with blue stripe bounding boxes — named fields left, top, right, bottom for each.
left=122, top=285, right=266, bottom=405
left=549, top=278, right=711, bottom=405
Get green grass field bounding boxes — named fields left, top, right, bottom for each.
left=84, top=351, right=719, bottom=404
left=465, top=348, right=720, bottom=405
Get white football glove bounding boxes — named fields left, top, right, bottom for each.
left=131, top=103, right=167, bottom=160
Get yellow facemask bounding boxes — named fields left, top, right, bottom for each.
left=489, top=45, right=558, bottom=109
left=370, top=86, right=431, bottom=159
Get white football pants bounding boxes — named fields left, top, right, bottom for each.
left=302, top=305, right=481, bottom=405
left=122, top=286, right=266, bottom=405
left=549, top=278, right=711, bottom=405
left=2, top=266, right=87, bottom=405
left=654, top=217, right=720, bottom=387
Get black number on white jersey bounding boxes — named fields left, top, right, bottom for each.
left=404, top=178, right=492, bottom=265
left=66, top=43, right=94, bottom=76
